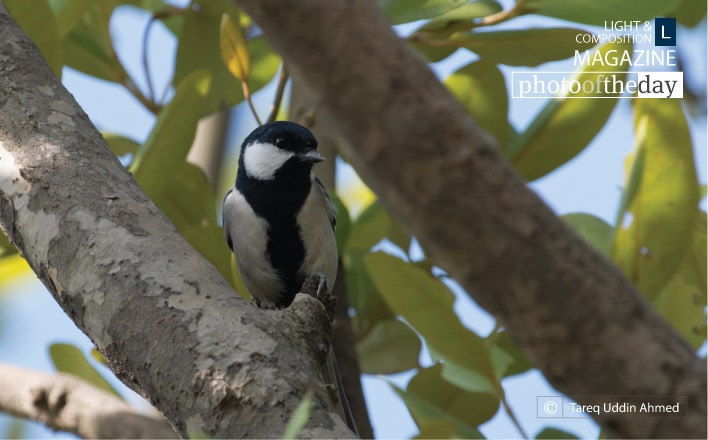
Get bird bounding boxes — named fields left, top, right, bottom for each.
left=222, top=121, right=358, bottom=435
left=222, top=121, right=338, bottom=308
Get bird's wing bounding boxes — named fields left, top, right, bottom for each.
left=222, top=187, right=234, bottom=251
left=314, top=177, right=337, bottom=231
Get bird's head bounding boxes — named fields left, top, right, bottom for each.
left=238, top=121, right=323, bottom=181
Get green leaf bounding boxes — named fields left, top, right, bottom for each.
left=330, top=193, right=352, bottom=254
left=490, top=331, right=533, bottom=378
left=445, top=61, right=509, bottom=150
left=174, top=2, right=279, bottom=116
left=182, top=225, right=232, bottom=283
left=365, top=252, right=498, bottom=394
left=378, top=0, right=466, bottom=25
left=510, top=40, right=632, bottom=181
left=408, top=41, right=458, bottom=63
left=346, top=200, right=391, bottom=252
left=49, top=0, right=95, bottom=37
left=356, top=318, right=421, bottom=374
left=525, top=0, right=681, bottom=26
left=562, top=213, right=613, bottom=256
left=102, top=132, right=140, bottom=157
left=60, top=0, right=129, bottom=83
left=416, top=1, right=503, bottom=36
left=49, top=343, right=121, bottom=398
left=612, top=98, right=699, bottom=299
left=283, top=389, right=313, bottom=439
left=220, top=13, right=250, bottom=82
left=0, top=229, right=17, bottom=259
left=389, top=381, right=484, bottom=439
left=672, top=0, right=708, bottom=28
left=680, top=211, right=707, bottom=297
left=653, top=270, right=706, bottom=350
left=409, top=364, right=500, bottom=427
left=63, top=24, right=123, bottom=82
left=652, top=210, right=706, bottom=349
left=451, top=28, right=596, bottom=67
left=536, top=427, right=580, bottom=439
left=6, top=0, right=63, bottom=77
left=130, top=69, right=211, bottom=197
left=346, top=252, right=394, bottom=335
left=154, top=163, right=217, bottom=229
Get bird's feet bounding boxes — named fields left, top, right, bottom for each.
left=301, top=273, right=337, bottom=321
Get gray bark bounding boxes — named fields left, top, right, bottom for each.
left=232, top=0, right=707, bottom=438
left=0, top=3, right=354, bottom=438
left=0, top=363, right=177, bottom=439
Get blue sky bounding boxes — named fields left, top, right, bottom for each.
left=0, top=1, right=705, bottom=438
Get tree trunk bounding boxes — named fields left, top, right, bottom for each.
left=232, top=0, right=707, bottom=438
left=0, top=3, right=354, bottom=438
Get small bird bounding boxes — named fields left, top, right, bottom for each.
left=223, top=122, right=357, bottom=434
left=222, top=121, right=338, bottom=307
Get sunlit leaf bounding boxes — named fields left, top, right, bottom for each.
left=6, top=0, right=63, bottom=77
left=445, top=61, right=510, bottom=150
left=450, top=28, right=595, bottom=67
left=377, top=0, right=466, bottom=25
left=130, top=69, right=211, bottom=197
left=365, top=252, right=498, bottom=394
left=0, top=254, right=32, bottom=285
left=174, top=2, right=279, bottom=116
left=49, top=343, right=121, bottom=398
left=283, top=389, right=313, bottom=439
left=356, top=318, right=421, bottom=374
left=612, top=98, right=699, bottom=299
left=220, top=13, right=250, bottom=82
left=525, top=0, right=681, bottom=26
left=0, top=230, right=18, bottom=259
left=680, top=211, right=707, bottom=297
left=510, top=40, right=632, bottom=180
left=562, top=213, right=613, bottom=256
left=653, top=271, right=706, bottom=350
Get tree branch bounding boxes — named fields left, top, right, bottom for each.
left=0, top=363, right=177, bottom=439
left=233, top=0, right=707, bottom=438
left=0, top=4, right=355, bottom=438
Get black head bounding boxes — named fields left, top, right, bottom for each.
left=238, top=121, right=323, bottom=182
left=244, top=121, right=317, bottom=154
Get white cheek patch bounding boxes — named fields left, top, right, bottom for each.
left=243, top=142, right=294, bottom=181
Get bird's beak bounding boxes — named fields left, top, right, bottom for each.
left=298, top=149, right=324, bottom=163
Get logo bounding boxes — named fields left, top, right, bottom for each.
left=655, top=18, right=676, bottom=46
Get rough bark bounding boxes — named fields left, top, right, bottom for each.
left=0, top=363, right=177, bottom=439
left=0, top=3, right=354, bottom=438
left=233, top=0, right=707, bottom=438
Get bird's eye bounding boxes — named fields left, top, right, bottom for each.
left=274, top=137, right=284, bottom=146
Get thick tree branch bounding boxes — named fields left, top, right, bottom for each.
left=0, top=4, right=354, bottom=438
left=0, top=363, right=177, bottom=439
left=234, top=0, right=706, bottom=438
